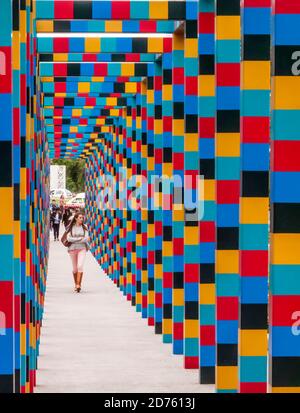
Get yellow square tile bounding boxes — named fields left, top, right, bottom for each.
left=271, top=234, right=300, bottom=264
left=131, top=253, right=136, bottom=264
left=185, top=133, right=198, bottom=151
left=136, top=292, right=142, bottom=304
left=142, top=270, right=148, bottom=283
left=239, top=330, right=268, bottom=356
left=185, top=39, right=198, bottom=58
left=21, top=325, right=26, bottom=354
left=200, top=284, right=216, bottom=305
left=0, top=189, right=13, bottom=234
left=125, top=82, right=137, bottom=94
left=155, top=264, right=163, bottom=278
left=173, top=209, right=184, bottom=221
left=148, top=223, right=155, bottom=238
left=136, top=234, right=142, bottom=247
left=41, top=77, right=53, bottom=82
left=36, top=20, right=53, bottom=33
left=110, top=109, right=120, bottom=117
left=20, top=11, right=27, bottom=42
left=20, top=169, right=26, bottom=200
left=203, top=180, right=215, bottom=201
left=274, top=76, right=300, bottom=109
left=148, top=291, right=155, bottom=305
left=173, top=119, right=184, bottom=135
left=73, top=109, right=82, bottom=117
left=243, top=61, right=271, bottom=90
left=122, top=64, right=134, bottom=77
left=217, top=366, right=238, bottom=390
left=162, top=163, right=173, bottom=176
left=185, top=226, right=199, bottom=245
left=216, top=16, right=241, bottom=40
left=163, top=319, right=172, bottom=334
left=173, top=289, right=184, bottom=305
left=163, top=85, right=172, bottom=100
left=199, top=75, right=215, bottom=97
left=154, top=119, right=163, bottom=134
left=147, top=89, right=154, bottom=104
left=216, top=250, right=239, bottom=273
left=12, top=33, right=20, bottom=70
left=185, top=320, right=199, bottom=338
left=78, top=83, right=90, bottom=93
left=148, top=37, right=164, bottom=53
left=240, top=197, right=269, bottom=224
left=149, top=1, right=168, bottom=20
left=216, top=133, right=240, bottom=157
left=105, top=20, right=122, bottom=32
left=92, top=77, right=104, bottom=82
left=54, top=53, right=68, bottom=62
left=14, top=222, right=20, bottom=258
left=85, top=38, right=100, bottom=53
left=131, top=141, right=137, bottom=153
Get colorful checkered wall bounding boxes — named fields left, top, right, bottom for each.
left=0, top=0, right=299, bottom=394
left=0, top=0, right=50, bottom=393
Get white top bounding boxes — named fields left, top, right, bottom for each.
left=54, top=213, right=61, bottom=224
left=67, top=224, right=90, bottom=251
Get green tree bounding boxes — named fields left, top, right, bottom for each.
left=51, top=159, right=85, bottom=193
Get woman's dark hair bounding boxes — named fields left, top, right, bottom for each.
left=67, top=212, right=88, bottom=234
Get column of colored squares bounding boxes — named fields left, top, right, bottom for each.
left=0, top=0, right=299, bottom=394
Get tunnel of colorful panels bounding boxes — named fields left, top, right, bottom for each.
left=0, top=0, right=299, bottom=394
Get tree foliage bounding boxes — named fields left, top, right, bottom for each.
left=51, top=158, right=85, bottom=193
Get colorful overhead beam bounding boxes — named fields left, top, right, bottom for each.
left=40, top=76, right=144, bottom=83
left=39, top=53, right=158, bottom=62
left=41, top=81, right=138, bottom=94
left=36, top=19, right=176, bottom=33
left=35, top=1, right=186, bottom=21
left=39, top=62, right=152, bottom=77
left=37, top=37, right=172, bottom=54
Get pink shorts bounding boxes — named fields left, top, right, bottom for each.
left=68, top=248, right=87, bottom=272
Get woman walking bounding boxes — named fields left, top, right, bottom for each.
left=52, top=207, right=63, bottom=241
left=66, top=212, right=90, bottom=293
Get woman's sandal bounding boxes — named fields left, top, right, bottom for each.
left=76, top=286, right=81, bottom=293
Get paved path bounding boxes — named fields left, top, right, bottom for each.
left=35, top=238, right=214, bottom=393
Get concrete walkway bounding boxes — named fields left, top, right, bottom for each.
left=35, top=237, right=214, bottom=393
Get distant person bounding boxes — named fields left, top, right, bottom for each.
left=59, top=194, right=65, bottom=214
left=50, top=200, right=57, bottom=212
left=62, top=208, right=72, bottom=228
left=49, top=201, right=57, bottom=231
left=52, top=207, right=63, bottom=241
left=68, top=208, right=75, bottom=225
left=66, top=212, right=90, bottom=293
